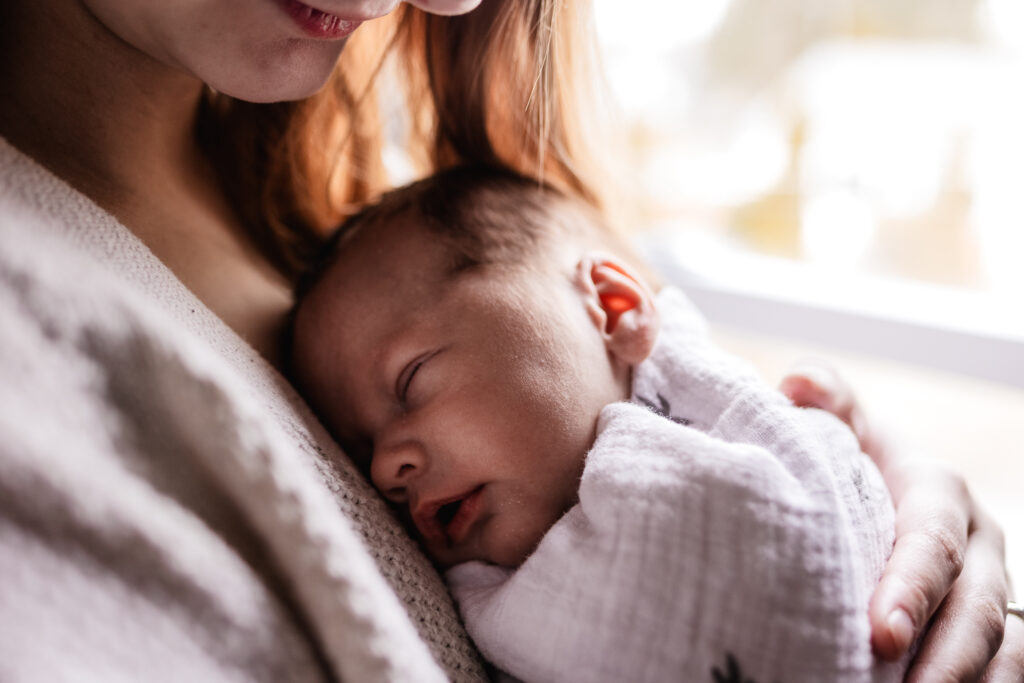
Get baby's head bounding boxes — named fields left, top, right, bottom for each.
left=290, top=165, right=659, bottom=568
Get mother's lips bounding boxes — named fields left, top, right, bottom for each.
left=279, top=0, right=363, bottom=39
left=412, top=485, right=485, bottom=547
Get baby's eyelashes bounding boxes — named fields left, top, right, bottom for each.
left=393, top=347, right=446, bottom=407
left=396, top=355, right=426, bottom=404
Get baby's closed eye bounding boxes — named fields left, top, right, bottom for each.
left=395, top=347, right=447, bottom=407
left=396, top=352, right=430, bottom=403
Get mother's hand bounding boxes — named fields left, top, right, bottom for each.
left=780, top=363, right=1023, bottom=681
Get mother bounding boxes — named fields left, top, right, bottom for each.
left=0, top=1, right=1018, bottom=680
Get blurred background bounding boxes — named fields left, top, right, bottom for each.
left=595, top=0, right=1024, bottom=296
left=591, top=0, right=1023, bottom=584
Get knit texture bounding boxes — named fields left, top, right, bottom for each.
left=448, top=288, right=904, bottom=683
left=0, top=137, right=486, bottom=682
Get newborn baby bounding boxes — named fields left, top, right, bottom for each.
left=290, top=165, right=906, bottom=682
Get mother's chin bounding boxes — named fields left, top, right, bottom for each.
left=193, top=35, right=350, bottom=104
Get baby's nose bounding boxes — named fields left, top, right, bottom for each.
left=370, top=442, right=426, bottom=504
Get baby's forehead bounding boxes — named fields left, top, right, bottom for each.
left=293, top=222, right=449, bottom=380
left=313, top=218, right=464, bottom=319
left=333, top=216, right=463, bottom=285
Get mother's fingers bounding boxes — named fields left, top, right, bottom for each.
left=904, top=513, right=1007, bottom=682
left=982, top=610, right=1024, bottom=682
left=778, top=360, right=1016, bottom=679
left=779, top=363, right=854, bottom=419
left=868, top=463, right=971, bottom=660
left=779, top=362, right=889, bottom=471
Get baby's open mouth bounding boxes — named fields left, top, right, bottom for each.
left=436, top=499, right=463, bottom=528
left=414, top=485, right=485, bottom=547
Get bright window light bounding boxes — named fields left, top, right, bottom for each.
left=594, top=0, right=1024, bottom=301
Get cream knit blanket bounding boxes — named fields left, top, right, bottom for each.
left=0, top=138, right=485, bottom=682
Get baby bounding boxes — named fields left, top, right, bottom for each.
left=289, top=166, right=906, bottom=682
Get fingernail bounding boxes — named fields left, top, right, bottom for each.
left=886, top=608, right=914, bottom=652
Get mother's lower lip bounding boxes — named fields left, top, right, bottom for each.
left=445, top=485, right=485, bottom=546
left=279, top=0, right=362, bottom=40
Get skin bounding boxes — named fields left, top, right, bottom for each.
left=0, top=0, right=1017, bottom=677
left=76, top=0, right=482, bottom=103
left=292, top=216, right=657, bottom=568
left=0, top=0, right=479, bottom=364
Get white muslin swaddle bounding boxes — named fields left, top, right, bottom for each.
left=447, top=288, right=904, bottom=683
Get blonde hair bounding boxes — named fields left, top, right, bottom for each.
left=197, top=1, right=613, bottom=280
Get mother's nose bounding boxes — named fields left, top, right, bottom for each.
left=370, top=441, right=426, bottom=504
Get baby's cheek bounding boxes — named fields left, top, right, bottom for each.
left=485, top=499, right=562, bottom=568
left=487, top=527, right=537, bottom=568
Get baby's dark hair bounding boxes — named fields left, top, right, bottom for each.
left=294, top=164, right=607, bottom=302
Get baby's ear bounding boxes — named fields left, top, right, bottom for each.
left=574, top=253, right=660, bottom=365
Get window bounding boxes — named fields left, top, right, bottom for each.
left=595, top=0, right=1024, bottom=386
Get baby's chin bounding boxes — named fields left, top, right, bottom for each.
left=427, top=496, right=576, bottom=568
left=428, top=541, right=527, bottom=570
left=426, top=526, right=543, bottom=570
left=481, top=541, right=536, bottom=569
left=478, top=523, right=554, bottom=569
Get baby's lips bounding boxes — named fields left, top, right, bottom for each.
left=411, top=485, right=485, bottom=548
left=444, top=485, right=485, bottom=547
left=411, top=497, right=447, bottom=545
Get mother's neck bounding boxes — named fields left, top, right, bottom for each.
left=0, top=2, right=295, bottom=368
left=0, top=1, right=207, bottom=213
